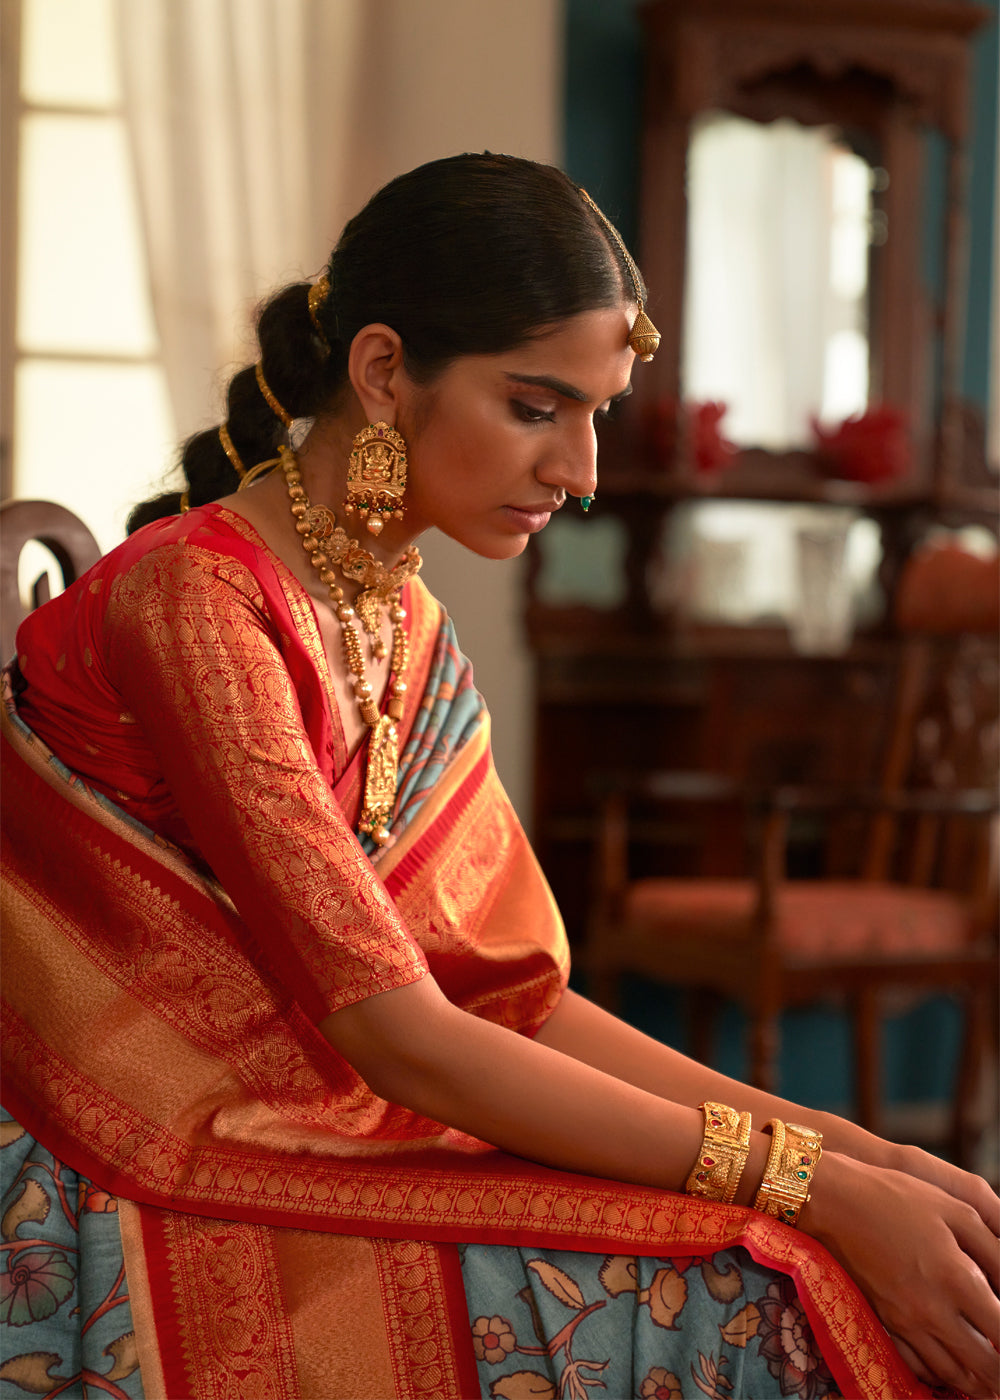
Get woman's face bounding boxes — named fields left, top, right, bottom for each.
left=396, top=306, right=636, bottom=560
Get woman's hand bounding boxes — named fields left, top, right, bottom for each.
left=805, top=1152, right=1000, bottom=1398
left=888, top=1139, right=1000, bottom=1233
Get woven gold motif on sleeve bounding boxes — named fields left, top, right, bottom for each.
left=104, top=543, right=426, bottom=1018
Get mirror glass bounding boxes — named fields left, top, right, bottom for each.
left=682, top=112, right=882, bottom=451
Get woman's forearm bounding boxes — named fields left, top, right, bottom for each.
left=322, top=975, right=1000, bottom=1394
left=321, top=976, right=771, bottom=1204
left=535, top=988, right=902, bottom=1170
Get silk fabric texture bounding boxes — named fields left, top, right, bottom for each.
left=1, top=508, right=929, bottom=1398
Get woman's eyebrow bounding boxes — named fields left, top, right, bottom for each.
left=504, top=373, right=633, bottom=404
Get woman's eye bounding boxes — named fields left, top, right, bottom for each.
left=594, top=404, right=616, bottom=425
left=512, top=401, right=556, bottom=424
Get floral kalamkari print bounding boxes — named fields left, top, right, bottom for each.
left=0, top=1109, right=143, bottom=1399
left=461, top=1243, right=840, bottom=1400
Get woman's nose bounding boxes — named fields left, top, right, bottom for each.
left=537, top=423, right=598, bottom=500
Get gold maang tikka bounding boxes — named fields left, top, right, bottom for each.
left=579, top=189, right=660, bottom=362
left=345, top=422, right=408, bottom=536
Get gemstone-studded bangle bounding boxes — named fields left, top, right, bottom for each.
left=684, top=1101, right=753, bottom=1204
left=753, top=1119, right=823, bottom=1227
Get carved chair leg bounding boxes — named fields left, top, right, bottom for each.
left=854, top=984, right=882, bottom=1137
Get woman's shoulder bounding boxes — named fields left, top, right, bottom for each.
left=102, top=505, right=278, bottom=611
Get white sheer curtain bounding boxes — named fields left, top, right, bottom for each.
left=116, top=0, right=364, bottom=438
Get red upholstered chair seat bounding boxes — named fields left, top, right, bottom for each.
left=624, top=879, right=970, bottom=961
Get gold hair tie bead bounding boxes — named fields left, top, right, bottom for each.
left=753, top=1120, right=823, bottom=1228
left=579, top=188, right=660, bottom=362
left=308, top=275, right=331, bottom=354
left=218, top=423, right=247, bottom=480
left=685, top=1101, right=752, bottom=1205
left=255, top=362, right=293, bottom=428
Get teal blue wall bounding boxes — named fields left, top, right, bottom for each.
left=965, top=0, right=999, bottom=407
left=564, top=0, right=998, bottom=409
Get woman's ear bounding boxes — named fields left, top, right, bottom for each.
left=347, top=324, right=406, bottom=424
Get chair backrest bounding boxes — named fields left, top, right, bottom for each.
left=1, top=499, right=102, bottom=661
left=861, top=545, right=999, bottom=888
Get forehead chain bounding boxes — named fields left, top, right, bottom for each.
left=578, top=189, right=660, bottom=362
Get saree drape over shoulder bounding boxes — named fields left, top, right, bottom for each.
left=1, top=508, right=930, bottom=1399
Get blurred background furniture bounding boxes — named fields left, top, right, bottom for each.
left=526, top=0, right=997, bottom=1168
left=582, top=547, right=998, bottom=1169
left=1, top=498, right=101, bottom=661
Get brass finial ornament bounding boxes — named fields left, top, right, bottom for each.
left=579, top=189, right=660, bottom=362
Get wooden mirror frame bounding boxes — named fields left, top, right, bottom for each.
left=633, top=0, right=991, bottom=502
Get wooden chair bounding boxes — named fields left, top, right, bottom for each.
left=585, top=546, right=999, bottom=1165
left=1, top=499, right=102, bottom=660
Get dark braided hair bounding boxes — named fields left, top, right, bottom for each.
left=128, top=153, right=643, bottom=531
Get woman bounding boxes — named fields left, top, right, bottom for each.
left=2, top=154, right=997, bottom=1400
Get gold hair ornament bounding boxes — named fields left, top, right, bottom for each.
left=280, top=444, right=420, bottom=843
left=685, top=1101, right=752, bottom=1204
left=218, top=423, right=247, bottom=480
left=255, top=362, right=293, bottom=429
left=579, top=189, right=660, bottom=362
left=238, top=457, right=281, bottom=491
left=308, top=275, right=331, bottom=355
left=345, top=422, right=408, bottom=536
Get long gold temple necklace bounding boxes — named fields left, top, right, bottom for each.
left=279, top=444, right=420, bottom=845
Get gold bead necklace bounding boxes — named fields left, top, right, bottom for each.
left=280, top=445, right=419, bottom=845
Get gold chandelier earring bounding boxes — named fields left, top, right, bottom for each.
left=345, top=422, right=408, bottom=536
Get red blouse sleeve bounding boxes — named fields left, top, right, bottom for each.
left=103, top=538, right=428, bottom=1024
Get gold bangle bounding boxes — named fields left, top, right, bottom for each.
left=685, top=1101, right=752, bottom=1204
left=753, top=1119, right=823, bottom=1227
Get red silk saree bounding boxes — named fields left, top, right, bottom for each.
left=1, top=508, right=931, bottom=1398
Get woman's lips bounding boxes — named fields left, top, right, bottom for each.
left=502, top=504, right=559, bottom=532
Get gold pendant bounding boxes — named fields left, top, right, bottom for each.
left=360, top=714, right=399, bottom=845
left=355, top=589, right=383, bottom=639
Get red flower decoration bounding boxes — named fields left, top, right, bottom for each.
left=754, top=1278, right=836, bottom=1399
left=689, top=402, right=737, bottom=474
left=812, top=405, right=909, bottom=484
